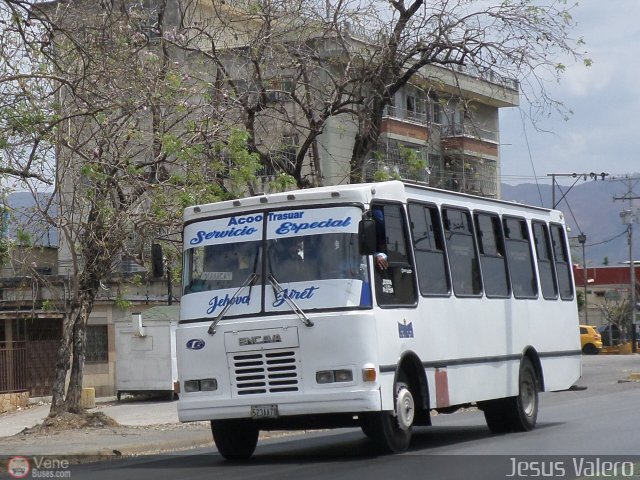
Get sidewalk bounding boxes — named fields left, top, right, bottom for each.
left=0, top=397, right=213, bottom=457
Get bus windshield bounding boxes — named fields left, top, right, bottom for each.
left=182, top=205, right=371, bottom=321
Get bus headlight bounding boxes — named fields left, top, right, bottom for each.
left=184, top=378, right=218, bottom=392
left=316, top=371, right=335, bottom=384
left=200, top=378, right=218, bottom=391
left=334, top=369, right=354, bottom=382
left=184, top=380, right=200, bottom=392
left=316, top=369, right=354, bottom=384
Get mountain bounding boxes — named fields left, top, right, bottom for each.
left=500, top=181, right=640, bottom=266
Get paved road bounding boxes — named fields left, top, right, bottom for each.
left=19, top=355, right=640, bottom=480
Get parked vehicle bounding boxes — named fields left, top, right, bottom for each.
left=597, top=324, right=640, bottom=347
left=580, top=325, right=602, bottom=354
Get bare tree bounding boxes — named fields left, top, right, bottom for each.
left=0, top=0, right=259, bottom=415
left=166, top=0, right=586, bottom=185
left=335, top=0, right=586, bottom=182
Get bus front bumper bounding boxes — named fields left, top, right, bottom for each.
left=177, top=389, right=383, bottom=423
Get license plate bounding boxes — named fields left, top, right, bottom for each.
left=251, top=404, right=279, bottom=418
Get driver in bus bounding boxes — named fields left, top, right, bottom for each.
left=372, top=208, right=388, bottom=270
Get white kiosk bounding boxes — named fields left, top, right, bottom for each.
left=115, top=305, right=178, bottom=400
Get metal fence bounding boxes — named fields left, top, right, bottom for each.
left=0, top=341, right=28, bottom=394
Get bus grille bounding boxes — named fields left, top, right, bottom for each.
left=230, top=350, right=299, bottom=395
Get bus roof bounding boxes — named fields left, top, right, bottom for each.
left=184, top=181, right=561, bottom=222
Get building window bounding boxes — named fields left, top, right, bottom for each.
left=86, top=325, right=108, bottom=363
left=406, top=95, right=416, bottom=113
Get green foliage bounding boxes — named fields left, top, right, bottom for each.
left=0, top=237, right=10, bottom=263
left=42, top=299, right=56, bottom=312
left=576, top=290, right=584, bottom=312
left=270, top=173, right=297, bottom=192
left=373, top=169, right=390, bottom=182
left=15, top=229, right=31, bottom=247
left=226, top=128, right=261, bottom=197
left=399, top=146, right=428, bottom=181
left=114, top=292, right=132, bottom=310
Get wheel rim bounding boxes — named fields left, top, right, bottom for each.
left=520, top=375, right=536, bottom=417
left=395, top=386, right=415, bottom=430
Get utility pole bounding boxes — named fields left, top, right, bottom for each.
left=547, top=172, right=609, bottom=209
left=613, top=176, right=640, bottom=353
left=577, top=233, right=588, bottom=324
left=547, top=172, right=608, bottom=326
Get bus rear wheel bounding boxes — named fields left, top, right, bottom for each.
left=211, top=419, right=259, bottom=460
left=482, top=357, right=539, bottom=434
left=361, top=381, right=414, bottom=453
left=510, top=357, right=539, bottom=431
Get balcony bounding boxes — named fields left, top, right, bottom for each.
left=383, top=105, right=430, bottom=126
left=441, top=124, right=498, bottom=144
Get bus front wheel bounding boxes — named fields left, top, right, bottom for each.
left=211, top=419, right=259, bottom=460
left=361, top=381, right=414, bottom=453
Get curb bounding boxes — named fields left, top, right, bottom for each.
left=21, top=431, right=215, bottom=460
left=0, top=427, right=214, bottom=459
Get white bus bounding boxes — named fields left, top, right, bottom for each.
left=177, top=180, right=581, bottom=458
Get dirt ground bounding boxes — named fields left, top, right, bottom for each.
left=21, top=411, right=121, bottom=434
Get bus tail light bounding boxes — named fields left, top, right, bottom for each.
left=362, top=368, right=377, bottom=382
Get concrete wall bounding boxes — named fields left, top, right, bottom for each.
left=0, top=391, right=29, bottom=414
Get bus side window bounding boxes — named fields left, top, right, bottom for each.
left=443, top=207, right=482, bottom=297
left=550, top=223, right=575, bottom=300
left=474, top=212, right=510, bottom=298
left=503, top=217, right=538, bottom=299
left=532, top=221, right=558, bottom=300
left=372, top=203, right=417, bottom=305
left=408, top=203, right=450, bottom=296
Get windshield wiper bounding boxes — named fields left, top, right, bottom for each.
left=267, top=274, right=314, bottom=327
left=208, top=272, right=259, bottom=335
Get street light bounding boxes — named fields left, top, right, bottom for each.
left=577, top=233, right=588, bottom=324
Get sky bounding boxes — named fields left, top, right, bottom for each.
left=499, top=1, right=640, bottom=187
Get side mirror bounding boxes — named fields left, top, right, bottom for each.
left=358, top=217, right=377, bottom=255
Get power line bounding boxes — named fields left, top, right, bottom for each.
left=586, top=229, right=628, bottom=248
left=519, top=108, right=544, bottom=206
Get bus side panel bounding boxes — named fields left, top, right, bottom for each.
left=540, top=356, right=582, bottom=392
